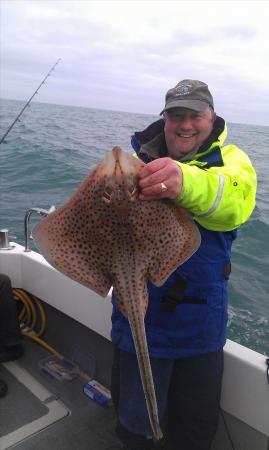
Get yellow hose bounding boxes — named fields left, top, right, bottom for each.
left=13, top=288, right=58, bottom=352
left=14, top=289, right=37, bottom=331
left=13, top=288, right=90, bottom=381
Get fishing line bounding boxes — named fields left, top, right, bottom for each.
left=0, top=58, right=61, bottom=145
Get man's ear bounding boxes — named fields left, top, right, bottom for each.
left=211, top=110, right=217, bottom=123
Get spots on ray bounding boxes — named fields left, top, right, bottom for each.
left=32, top=146, right=200, bottom=440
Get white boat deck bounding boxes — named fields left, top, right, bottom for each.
left=0, top=243, right=268, bottom=450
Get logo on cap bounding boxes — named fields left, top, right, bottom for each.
left=174, top=83, right=192, bottom=96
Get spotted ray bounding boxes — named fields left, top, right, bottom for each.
left=32, top=146, right=201, bottom=440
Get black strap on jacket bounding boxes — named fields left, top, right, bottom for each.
left=161, top=261, right=231, bottom=313
left=160, top=273, right=207, bottom=313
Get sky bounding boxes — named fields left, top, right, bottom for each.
left=1, top=0, right=269, bottom=126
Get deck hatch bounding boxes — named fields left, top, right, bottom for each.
left=0, top=362, right=69, bottom=449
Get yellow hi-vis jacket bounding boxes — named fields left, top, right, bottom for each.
left=132, top=116, right=257, bottom=231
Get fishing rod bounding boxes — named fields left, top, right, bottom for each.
left=0, top=58, right=61, bottom=145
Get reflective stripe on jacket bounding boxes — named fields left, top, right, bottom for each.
left=111, top=116, right=256, bottom=358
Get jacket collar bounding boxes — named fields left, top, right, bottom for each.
left=131, top=116, right=226, bottom=163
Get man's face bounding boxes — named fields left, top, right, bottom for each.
left=163, top=107, right=216, bottom=159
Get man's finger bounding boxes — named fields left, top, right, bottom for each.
left=139, top=158, right=171, bottom=179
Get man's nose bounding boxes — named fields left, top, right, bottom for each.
left=180, top=115, right=193, bottom=128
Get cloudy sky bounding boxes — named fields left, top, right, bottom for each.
left=1, top=0, right=269, bottom=126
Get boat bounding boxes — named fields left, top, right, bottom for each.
left=0, top=210, right=268, bottom=450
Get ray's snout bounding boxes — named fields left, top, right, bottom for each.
left=102, top=147, right=140, bottom=205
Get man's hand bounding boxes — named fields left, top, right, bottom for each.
left=138, top=157, right=183, bottom=200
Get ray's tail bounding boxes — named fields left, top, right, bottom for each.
left=128, top=312, right=163, bottom=441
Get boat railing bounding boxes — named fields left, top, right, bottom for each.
left=24, top=206, right=56, bottom=252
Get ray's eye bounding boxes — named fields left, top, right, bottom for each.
left=125, top=185, right=138, bottom=201
left=128, top=185, right=137, bottom=196
left=103, top=186, right=114, bottom=203
left=125, top=176, right=138, bottom=200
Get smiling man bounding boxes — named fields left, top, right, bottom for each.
left=163, top=81, right=216, bottom=159
left=163, top=107, right=215, bottom=159
left=110, top=80, right=257, bottom=450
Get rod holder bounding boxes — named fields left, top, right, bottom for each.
left=0, top=229, right=16, bottom=250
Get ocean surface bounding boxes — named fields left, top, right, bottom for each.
left=0, top=98, right=268, bottom=356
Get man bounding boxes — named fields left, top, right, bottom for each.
left=0, top=273, right=24, bottom=397
left=111, top=80, right=257, bottom=450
